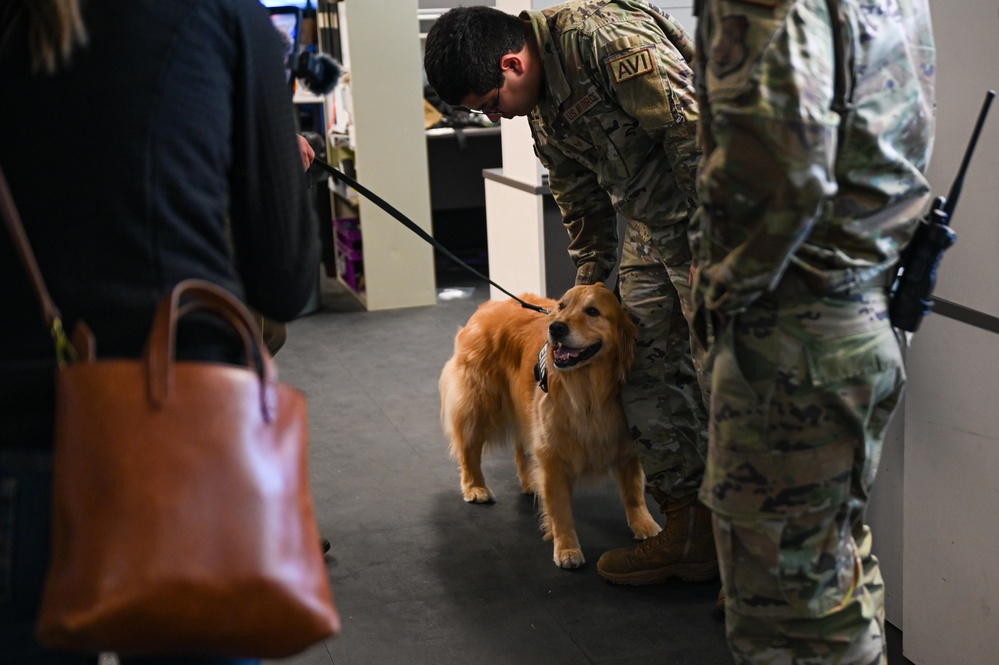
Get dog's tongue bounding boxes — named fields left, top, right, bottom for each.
left=553, top=345, right=580, bottom=361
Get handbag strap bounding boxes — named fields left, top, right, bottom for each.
left=0, top=163, right=76, bottom=365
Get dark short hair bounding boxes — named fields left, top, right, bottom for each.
left=423, top=6, right=526, bottom=106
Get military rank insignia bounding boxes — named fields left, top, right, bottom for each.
left=608, top=47, right=655, bottom=83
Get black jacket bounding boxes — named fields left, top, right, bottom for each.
left=0, top=0, right=320, bottom=448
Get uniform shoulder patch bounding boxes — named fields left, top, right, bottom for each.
left=711, top=15, right=749, bottom=79
left=608, top=47, right=655, bottom=84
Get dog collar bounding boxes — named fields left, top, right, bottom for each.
left=534, top=343, right=549, bottom=393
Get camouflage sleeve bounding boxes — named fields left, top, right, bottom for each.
left=696, top=0, right=839, bottom=314
left=590, top=18, right=700, bottom=205
left=531, top=127, right=619, bottom=285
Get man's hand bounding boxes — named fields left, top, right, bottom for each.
left=297, top=134, right=315, bottom=171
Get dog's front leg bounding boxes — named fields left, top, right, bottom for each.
left=539, top=465, right=583, bottom=568
left=613, top=455, right=662, bottom=540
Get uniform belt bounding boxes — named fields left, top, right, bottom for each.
left=849, top=272, right=895, bottom=292
left=771, top=267, right=893, bottom=300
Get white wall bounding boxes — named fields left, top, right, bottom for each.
left=896, top=2, right=999, bottom=662
left=925, top=2, right=999, bottom=319
left=903, top=318, right=999, bottom=664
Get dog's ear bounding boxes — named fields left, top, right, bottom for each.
left=617, top=310, right=638, bottom=384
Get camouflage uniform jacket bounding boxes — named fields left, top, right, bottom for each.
left=693, top=0, right=936, bottom=314
left=523, top=0, right=699, bottom=284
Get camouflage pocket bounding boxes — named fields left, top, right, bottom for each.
left=789, top=293, right=902, bottom=386
left=713, top=507, right=857, bottom=621
left=649, top=222, right=693, bottom=269
left=703, top=438, right=853, bottom=519
left=704, top=440, right=856, bottom=619
left=580, top=114, right=631, bottom=180
left=805, top=323, right=902, bottom=386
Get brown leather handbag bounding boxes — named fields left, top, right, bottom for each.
left=1, top=165, right=340, bottom=658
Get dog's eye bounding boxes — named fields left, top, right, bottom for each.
left=585, top=307, right=600, bottom=317
left=558, top=302, right=566, bottom=311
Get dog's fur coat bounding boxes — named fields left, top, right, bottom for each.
left=439, top=284, right=661, bottom=568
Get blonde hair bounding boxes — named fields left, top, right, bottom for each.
left=22, top=0, right=88, bottom=74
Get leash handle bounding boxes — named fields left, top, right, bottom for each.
left=313, top=158, right=550, bottom=315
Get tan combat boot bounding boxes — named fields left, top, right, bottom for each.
left=596, top=491, right=718, bottom=585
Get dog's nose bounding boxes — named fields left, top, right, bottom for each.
left=549, top=321, right=568, bottom=340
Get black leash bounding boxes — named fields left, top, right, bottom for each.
left=312, top=157, right=550, bottom=315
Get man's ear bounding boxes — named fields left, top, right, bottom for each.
left=499, top=51, right=526, bottom=75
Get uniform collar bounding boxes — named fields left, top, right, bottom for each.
left=522, top=9, right=571, bottom=123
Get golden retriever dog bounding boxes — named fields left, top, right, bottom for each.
left=439, top=283, right=661, bottom=568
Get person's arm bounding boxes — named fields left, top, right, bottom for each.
left=228, top=3, right=320, bottom=322
left=590, top=15, right=700, bottom=207
left=531, top=126, right=619, bottom=285
left=695, top=2, right=838, bottom=315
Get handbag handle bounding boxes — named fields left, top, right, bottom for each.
left=1, top=163, right=277, bottom=422
left=0, top=163, right=77, bottom=365
left=147, top=279, right=280, bottom=423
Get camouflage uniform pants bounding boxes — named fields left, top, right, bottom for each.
left=699, top=274, right=904, bottom=664
left=618, top=219, right=709, bottom=499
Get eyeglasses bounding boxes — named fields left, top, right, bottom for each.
left=467, top=88, right=502, bottom=115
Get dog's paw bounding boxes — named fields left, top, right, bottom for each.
left=462, top=486, right=495, bottom=504
left=554, top=547, right=585, bottom=569
left=631, top=519, right=662, bottom=540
